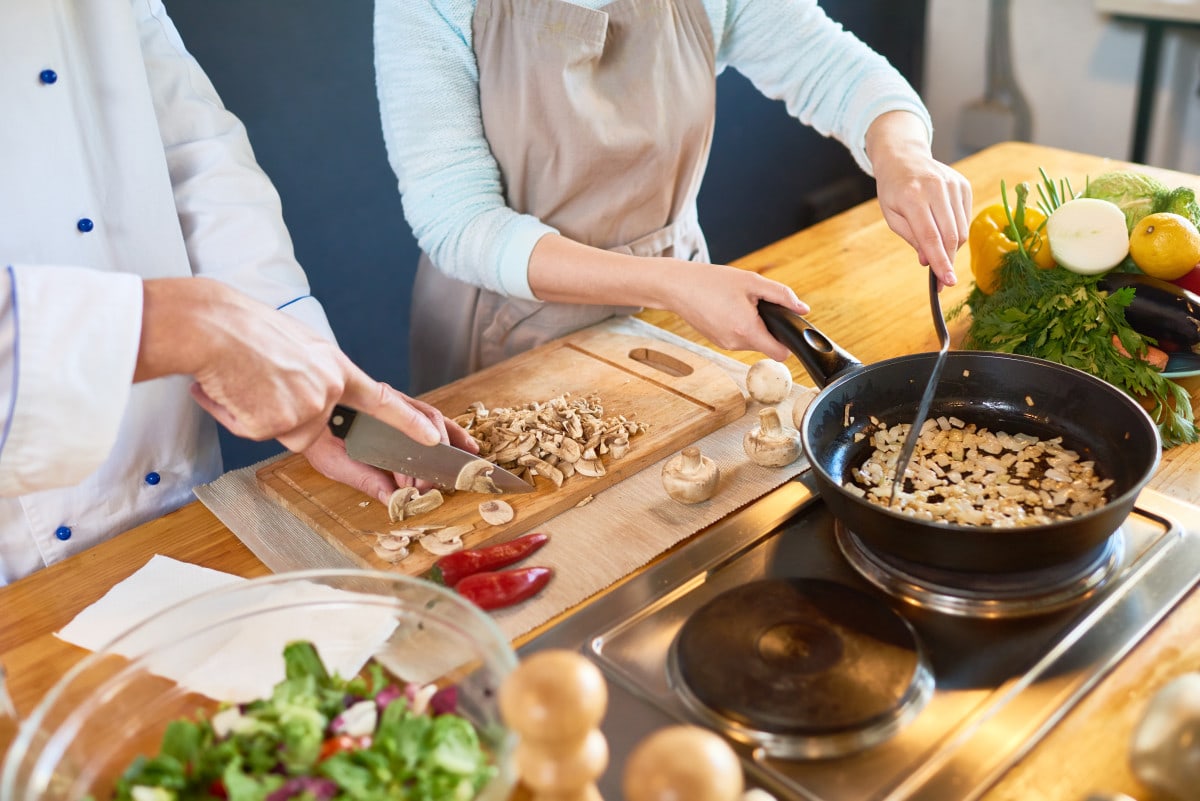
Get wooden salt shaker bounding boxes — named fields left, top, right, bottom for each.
left=500, top=649, right=609, bottom=801
left=624, top=725, right=744, bottom=801
left=500, top=649, right=748, bottom=801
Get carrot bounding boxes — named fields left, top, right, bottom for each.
left=1112, top=334, right=1169, bottom=371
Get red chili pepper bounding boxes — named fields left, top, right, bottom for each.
left=427, top=532, right=549, bottom=587
left=455, top=566, right=553, bottom=611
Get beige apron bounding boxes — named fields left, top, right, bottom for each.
left=409, top=0, right=716, bottom=392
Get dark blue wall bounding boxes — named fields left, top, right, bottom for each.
left=165, top=0, right=925, bottom=469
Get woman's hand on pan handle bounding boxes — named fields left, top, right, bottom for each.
left=659, top=262, right=809, bottom=361
left=528, top=234, right=808, bottom=361
left=866, top=111, right=973, bottom=290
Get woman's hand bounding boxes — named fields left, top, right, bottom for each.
left=661, top=262, right=809, bottom=361
left=528, top=235, right=808, bottom=361
left=866, top=111, right=973, bottom=289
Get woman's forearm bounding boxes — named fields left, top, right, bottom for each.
left=526, top=234, right=683, bottom=308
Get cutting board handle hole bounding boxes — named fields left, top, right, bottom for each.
left=628, top=348, right=693, bottom=378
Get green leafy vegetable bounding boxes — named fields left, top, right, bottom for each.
left=952, top=248, right=1196, bottom=448
left=105, top=641, right=496, bottom=801
left=1080, top=169, right=1200, bottom=232
left=955, top=172, right=1197, bottom=449
left=1158, top=186, right=1200, bottom=229
left=1082, top=170, right=1169, bottom=231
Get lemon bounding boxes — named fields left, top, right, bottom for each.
left=1128, top=212, right=1200, bottom=280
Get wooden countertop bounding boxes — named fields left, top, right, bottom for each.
left=2, top=141, right=1199, bottom=799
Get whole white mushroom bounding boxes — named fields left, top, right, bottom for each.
left=746, top=359, right=792, bottom=404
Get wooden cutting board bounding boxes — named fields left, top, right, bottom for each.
left=256, top=326, right=747, bottom=576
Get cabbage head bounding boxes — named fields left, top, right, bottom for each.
left=1082, top=170, right=1168, bottom=231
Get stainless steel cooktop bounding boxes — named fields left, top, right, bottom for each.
left=521, top=471, right=1200, bottom=801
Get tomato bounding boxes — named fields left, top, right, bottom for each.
left=1170, top=264, right=1200, bottom=296
left=318, top=733, right=372, bottom=761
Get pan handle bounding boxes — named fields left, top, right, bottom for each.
left=758, top=301, right=862, bottom=389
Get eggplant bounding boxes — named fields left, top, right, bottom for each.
left=1099, top=272, right=1200, bottom=351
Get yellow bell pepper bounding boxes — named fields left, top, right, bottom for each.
left=969, top=202, right=1056, bottom=295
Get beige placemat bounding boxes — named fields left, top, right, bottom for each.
left=194, top=317, right=815, bottom=642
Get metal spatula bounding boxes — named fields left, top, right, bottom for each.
left=889, top=269, right=950, bottom=508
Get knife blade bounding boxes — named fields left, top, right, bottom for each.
left=328, top=405, right=534, bottom=494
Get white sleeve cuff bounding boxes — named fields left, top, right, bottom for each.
left=852, top=100, right=934, bottom=177
left=277, top=294, right=338, bottom=346
left=495, top=218, right=559, bottom=301
left=0, top=266, right=142, bottom=494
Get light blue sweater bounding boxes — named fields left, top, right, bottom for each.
left=374, top=0, right=932, bottom=301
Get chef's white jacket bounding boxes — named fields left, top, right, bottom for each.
left=0, top=0, right=335, bottom=583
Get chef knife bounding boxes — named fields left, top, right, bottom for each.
left=328, top=405, right=533, bottom=493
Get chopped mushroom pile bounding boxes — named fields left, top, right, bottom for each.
left=847, top=415, right=1113, bottom=526
left=454, top=393, right=647, bottom=487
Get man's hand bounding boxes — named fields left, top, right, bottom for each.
left=302, top=398, right=479, bottom=504
left=135, top=277, right=445, bottom=456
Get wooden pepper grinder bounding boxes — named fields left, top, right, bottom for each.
left=500, top=649, right=609, bottom=801
left=500, top=649, right=749, bottom=801
left=623, top=725, right=744, bottom=801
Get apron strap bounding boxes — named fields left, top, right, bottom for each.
left=608, top=205, right=705, bottom=261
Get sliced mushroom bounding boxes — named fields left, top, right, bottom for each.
left=402, top=523, right=445, bottom=533
left=455, top=392, right=647, bottom=487
left=419, top=530, right=465, bottom=556
left=377, top=530, right=412, bottom=549
left=455, top=459, right=502, bottom=494
left=434, top=524, right=473, bottom=542
left=403, top=488, right=445, bottom=517
left=575, top=457, right=606, bottom=478
left=372, top=530, right=412, bottom=563
left=479, top=499, right=515, bottom=525
left=608, top=436, right=630, bottom=460
left=518, top=454, right=564, bottom=488
left=372, top=543, right=410, bottom=563
left=387, top=487, right=419, bottom=523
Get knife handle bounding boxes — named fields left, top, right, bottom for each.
left=328, top=404, right=357, bottom=440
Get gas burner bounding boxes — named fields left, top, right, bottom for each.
left=666, top=578, right=933, bottom=759
left=835, top=521, right=1125, bottom=619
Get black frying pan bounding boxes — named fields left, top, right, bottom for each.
left=758, top=302, right=1162, bottom=574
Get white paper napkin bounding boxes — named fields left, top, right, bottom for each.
left=56, top=555, right=397, bottom=703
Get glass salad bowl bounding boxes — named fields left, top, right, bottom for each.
left=1, top=569, right=518, bottom=801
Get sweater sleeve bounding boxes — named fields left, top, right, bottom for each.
left=712, top=0, right=933, bottom=175
left=373, top=0, right=553, bottom=301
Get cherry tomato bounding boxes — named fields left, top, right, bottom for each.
left=318, top=733, right=372, bottom=761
